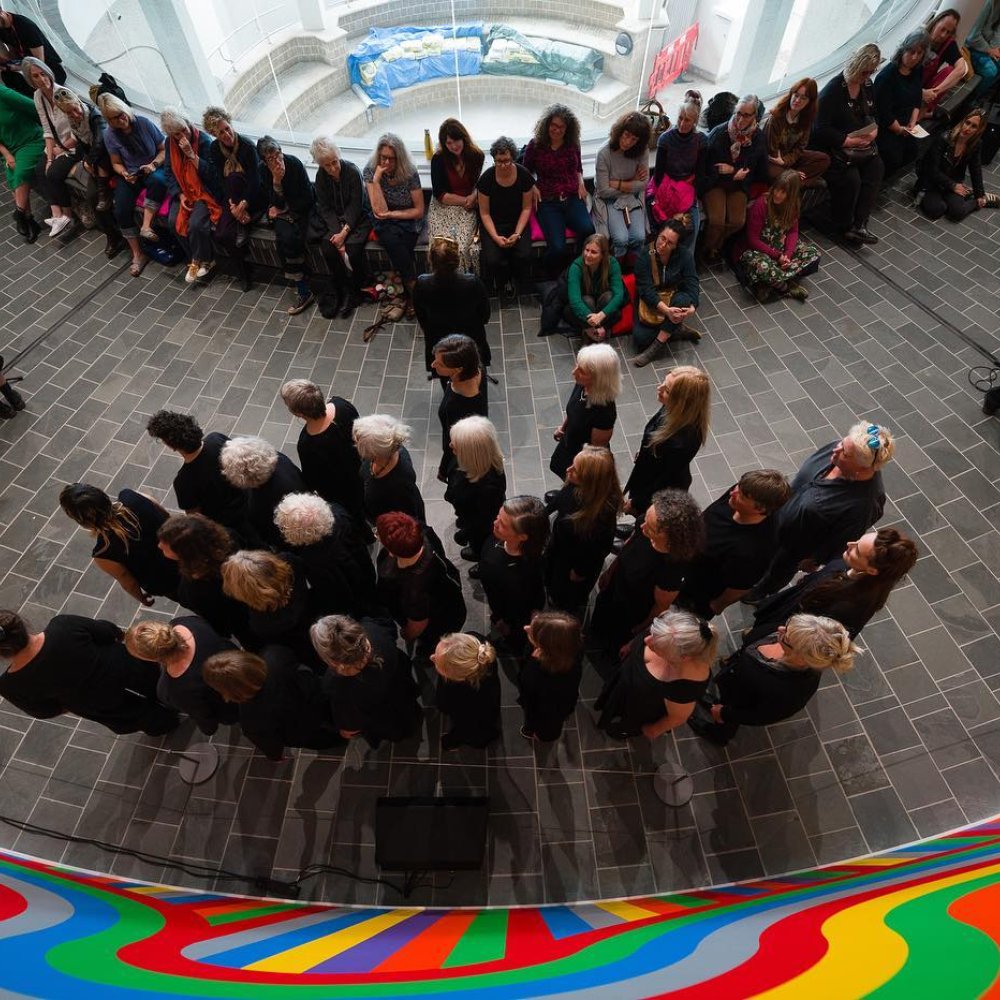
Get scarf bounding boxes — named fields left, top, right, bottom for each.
left=169, top=125, right=222, bottom=236
left=220, top=135, right=244, bottom=178
left=727, top=114, right=757, bottom=162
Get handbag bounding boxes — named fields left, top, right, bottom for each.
left=637, top=248, right=675, bottom=326
left=638, top=99, right=671, bottom=150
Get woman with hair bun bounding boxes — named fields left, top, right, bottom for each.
left=431, top=631, right=501, bottom=750
left=428, top=118, right=485, bottom=273
left=60, top=482, right=179, bottom=606
left=352, top=414, right=426, bottom=524
left=517, top=611, right=583, bottom=742
left=445, top=415, right=507, bottom=563
left=690, top=614, right=860, bottom=746
left=125, top=616, right=237, bottom=735
left=650, top=90, right=704, bottom=242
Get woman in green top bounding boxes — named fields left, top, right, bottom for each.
left=563, top=234, right=626, bottom=343
left=0, top=85, right=44, bottom=242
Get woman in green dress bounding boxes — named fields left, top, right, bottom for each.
left=0, top=84, right=44, bottom=241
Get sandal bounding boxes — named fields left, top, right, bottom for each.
left=129, top=255, right=149, bottom=277
left=139, top=227, right=159, bottom=243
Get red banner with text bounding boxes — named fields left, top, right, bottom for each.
left=648, top=23, right=699, bottom=97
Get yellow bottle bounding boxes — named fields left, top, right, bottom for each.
left=424, top=129, right=434, bottom=161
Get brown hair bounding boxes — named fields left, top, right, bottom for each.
left=59, top=483, right=142, bottom=558
left=608, top=111, right=652, bottom=157
left=580, top=234, right=611, bottom=298
left=768, top=77, right=819, bottom=135
left=202, top=649, right=267, bottom=702
left=125, top=621, right=188, bottom=662
left=533, top=104, right=581, bottom=149
left=280, top=379, right=327, bottom=420
left=503, top=496, right=550, bottom=560
left=310, top=614, right=379, bottom=674
left=527, top=611, right=582, bottom=673
left=568, top=445, right=623, bottom=535
left=437, top=117, right=484, bottom=175
left=648, top=489, right=706, bottom=562
left=649, top=366, right=711, bottom=451
left=950, top=107, right=988, bottom=152
left=221, top=550, right=295, bottom=612
left=158, top=514, right=234, bottom=580
left=767, top=169, right=801, bottom=231
left=0, top=610, right=29, bottom=657
left=428, top=234, right=461, bottom=273
left=737, top=470, right=791, bottom=515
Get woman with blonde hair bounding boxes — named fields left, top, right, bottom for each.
left=546, top=445, right=622, bottom=613
left=763, top=78, right=829, bottom=185
left=690, top=614, right=859, bottom=745
left=125, top=616, right=237, bottom=735
left=428, top=117, right=485, bottom=272
left=562, top=233, right=627, bottom=343
left=431, top=631, right=500, bottom=749
left=916, top=108, right=998, bottom=220
left=549, top=342, right=621, bottom=483
left=352, top=414, right=426, bottom=524
left=445, top=415, right=507, bottom=561
left=733, top=169, right=821, bottom=303
left=623, top=366, right=710, bottom=516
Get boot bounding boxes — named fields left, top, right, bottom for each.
left=236, top=258, right=253, bottom=293
left=0, top=381, right=24, bottom=412
left=12, top=208, right=28, bottom=238
left=632, top=337, right=667, bottom=368
left=340, top=288, right=359, bottom=318
left=24, top=215, right=41, bottom=244
left=0, top=397, right=13, bottom=419
left=104, top=233, right=127, bottom=259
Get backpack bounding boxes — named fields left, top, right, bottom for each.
left=89, top=73, right=130, bottom=108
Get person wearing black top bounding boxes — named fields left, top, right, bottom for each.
left=432, top=631, right=501, bottom=750
left=312, top=614, right=422, bottom=749
left=873, top=31, right=929, bottom=178
left=353, top=414, right=426, bottom=525
left=445, top=415, right=507, bottom=562
left=431, top=334, right=489, bottom=481
left=748, top=422, right=893, bottom=599
left=0, top=11, right=64, bottom=97
left=203, top=646, right=341, bottom=761
left=591, top=489, right=704, bottom=652
left=477, top=136, right=534, bottom=294
left=548, top=343, right=619, bottom=483
left=916, top=110, right=995, bottom=221
left=518, top=611, right=583, bottom=742
left=477, top=496, right=549, bottom=653
left=125, top=617, right=238, bottom=736
left=60, top=483, right=179, bottom=606
left=813, top=44, right=884, bottom=244
left=0, top=612, right=177, bottom=736
left=311, top=136, right=370, bottom=316
left=147, top=411, right=253, bottom=541
left=414, top=236, right=492, bottom=373
left=677, top=471, right=790, bottom=618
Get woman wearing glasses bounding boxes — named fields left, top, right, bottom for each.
left=763, top=78, right=829, bottom=187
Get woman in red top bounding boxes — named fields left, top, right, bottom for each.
left=428, top=118, right=484, bottom=273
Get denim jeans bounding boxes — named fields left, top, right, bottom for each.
left=536, top=196, right=595, bottom=262
left=603, top=199, right=646, bottom=257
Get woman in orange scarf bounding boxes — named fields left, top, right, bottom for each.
left=161, top=107, right=223, bottom=284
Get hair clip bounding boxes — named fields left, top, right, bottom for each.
left=698, top=620, right=712, bottom=642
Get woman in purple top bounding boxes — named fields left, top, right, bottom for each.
left=523, top=104, right=595, bottom=276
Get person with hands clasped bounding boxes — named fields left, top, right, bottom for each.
left=477, top=136, right=534, bottom=296
left=593, top=111, right=652, bottom=263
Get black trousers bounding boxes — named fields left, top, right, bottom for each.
left=37, top=151, right=79, bottom=208
left=481, top=226, right=532, bottom=291
left=920, top=188, right=979, bottom=222
left=824, top=154, right=884, bottom=231
left=319, top=236, right=367, bottom=294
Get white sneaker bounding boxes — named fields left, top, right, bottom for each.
left=185, top=262, right=200, bottom=284
left=195, top=260, right=215, bottom=280
left=44, top=216, right=56, bottom=227
left=49, top=216, right=73, bottom=237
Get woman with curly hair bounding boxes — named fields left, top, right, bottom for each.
left=428, top=118, right=485, bottom=273
left=593, top=110, right=652, bottom=262
left=763, top=78, right=829, bottom=186
left=432, top=631, right=500, bottom=750
left=445, top=415, right=507, bottom=563
left=523, top=104, right=595, bottom=275
left=517, top=611, right=583, bottom=742
left=60, top=482, right=178, bottom=605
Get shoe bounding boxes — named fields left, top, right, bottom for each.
left=519, top=726, right=537, bottom=741
left=288, top=292, right=316, bottom=316
left=44, top=216, right=56, bottom=227
left=49, top=215, right=72, bottom=237
left=752, top=284, right=779, bottom=305
left=185, top=261, right=200, bottom=284
left=0, top=398, right=14, bottom=419
left=740, top=591, right=764, bottom=606
left=24, top=216, right=41, bottom=244
left=785, top=281, right=808, bottom=301
left=984, top=193, right=1000, bottom=208
left=632, top=337, right=667, bottom=368
left=856, top=227, right=879, bottom=245
left=237, top=260, right=253, bottom=293
left=503, top=278, right=517, bottom=299
left=0, top=383, right=25, bottom=411
left=671, top=324, right=702, bottom=342
left=96, top=193, right=112, bottom=212
left=340, top=292, right=359, bottom=319
left=129, top=254, right=149, bottom=277
left=841, top=227, right=865, bottom=244
left=12, top=209, right=28, bottom=238
left=687, top=712, right=730, bottom=746
left=104, top=235, right=126, bottom=259
left=139, top=226, right=159, bottom=242
left=195, top=260, right=215, bottom=280
left=543, top=489, right=562, bottom=506
left=453, top=529, right=468, bottom=545
left=468, top=564, right=481, bottom=580
left=459, top=546, right=478, bottom=562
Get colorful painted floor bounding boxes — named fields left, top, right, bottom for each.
left=2, top=818, right=1000, bottom=997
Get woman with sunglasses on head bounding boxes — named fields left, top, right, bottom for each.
left=763, top=78, right=829, bottom=187
left=428, top=118, right=484, bottom=273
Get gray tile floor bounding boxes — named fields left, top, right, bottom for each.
left=1, top=166, right=1000, bottom=908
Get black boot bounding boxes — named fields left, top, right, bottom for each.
left=237, top=258, right=253, bottom=293
left=24, top=215, right=41, bottom=244
left=0, top=381, right=24, bottom=412
left=340, top=288, right=359, bottom=318
left=0, top=398, right=13, bottom=419
left=12, top=208, right=28, bottom=237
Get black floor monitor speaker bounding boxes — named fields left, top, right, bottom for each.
left=375, top=796, right=489, bottom=872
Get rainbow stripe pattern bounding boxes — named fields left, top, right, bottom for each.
left=3, top=820, right=1000, bottom=996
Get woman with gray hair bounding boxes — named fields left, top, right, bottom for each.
left=98, top=92, right=168, bottom=276
left=311, top=135, right=370, bottom=317
left=814, top=43, right=884, bottom=245
left=874, top=30, right=931, bottom=177
left=352, top=414, right=426, bottom=524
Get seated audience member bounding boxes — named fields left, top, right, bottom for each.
left=591, top=489, right=705, bottom=652
left=59, top=482, right=179, bottom=605
left=922, top=9, right=969, bottom=117
left=202, top=646, right=341, bottom=761
left=0, top=610, right=177, bottom=736
left=52, top=87, right=124, bottom=257
left=22, top=57, right=75, bottom=239
left=202, top=105, right=266, bottom=292
left=562, top=234, right=627, bottom=344
left=274, top=493, right=376, bottom=618
left=649, top=91, right=704, bottom=244
left=546, top=445, right=622, bottom=614
left=477, top=495, right=550, bottom=652
left=280, top=380, right=366, bottom=530
left=623, top=366, right=710, bottom=514
left=874, top=30, right=931, bottom=178
left=477, top=136, right=534, bottom=296
left=428, top=117, right=484, bottom=273
left=517, top=611, right=583, bottom=742
left=157, top=514, right=253, bottom=647
left=311, top=135, right=370, bottom=316
left=733, top=169, right=821, bottom=303
left=364, top=132, right=425, bottom=313
left=631, top=217, right=701, bottom=367
left=748, top=421, right=894, bottom=599
left=219, top=435, right=306, bottom=549
left=352, top=414, right=426, bottom=524
left=523, top=104, right=595, bottom=277
left=432, top=334, right=488, bottom=481
left=160, top=107, right=222, bottom=284
left=258, top=134, right=316, bottom=314
left=98, top=92, right=167, bottom=276
left=916, top=108, right=999, bottom=220
left=698, top=93, right=767, bottom=264
left=763, top=78, right=830, bottom=186
left=431, top=631, right=501, bottom=750
left=813, top=43, right=884, bottom=245
left=596, top=608, right=717, bottom=740
left=0, top=84, right=44, bottom=243
left=312, top=613, right=422, bottom=748
left=690, top=614, right=859, bottom=745
left=593, top=110, right=652, bottom=262
left=146, top=410, right=252, bottom=540
left=0, top=9, right=66, bottom=97
left=414, top=236, right=492, bottom=373
left=678, top=471, right=791, bottom=618
left=445, top=415, right=507, bottom=563
left=125, top=617, right=238, bottom=736
left=746, top=526, right=917, bottom=643
left=549, top=343, right=620, bottom=483
left=375, top=512, right=467, bottom=659
left=966, top=0, right=1000, bottom=100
